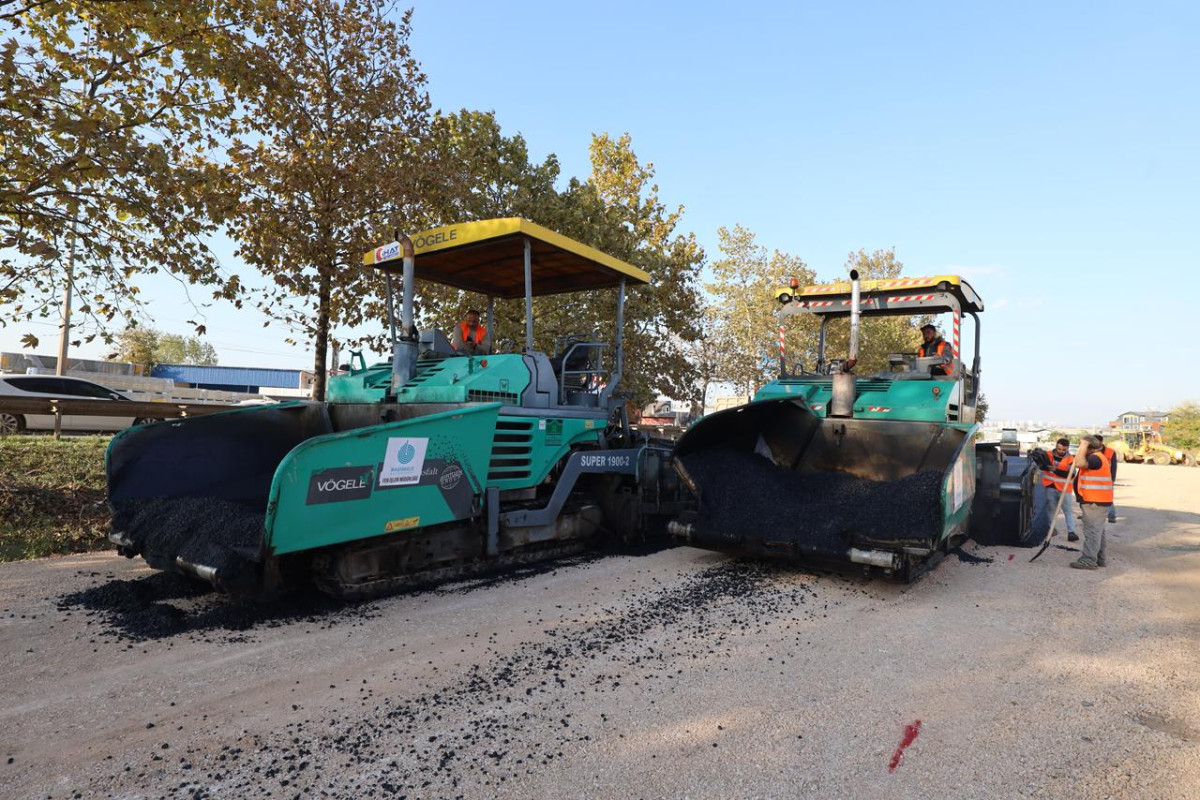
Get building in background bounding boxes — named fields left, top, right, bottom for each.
left=3, top=352, right=314, bottom=403
left=149, top=364, right=313, bottom=397
left=1109, top=409, right=1170, bottom=433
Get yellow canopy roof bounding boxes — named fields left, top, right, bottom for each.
left=781, top=274, right=984, bottom=314
left=363, top=218, right=650, bottom=298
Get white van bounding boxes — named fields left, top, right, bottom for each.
left=0, top=375, right=161, bottom=434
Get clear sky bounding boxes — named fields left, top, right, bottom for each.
left=5, top=1, right=1197, bottom=426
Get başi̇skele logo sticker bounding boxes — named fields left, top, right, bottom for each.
left=379, top=437, right=429, bottom=487
left=306, top=465, right=374, bottom=505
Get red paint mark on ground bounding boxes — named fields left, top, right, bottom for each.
left=1008, top=554, right=1015, bottom=561
left=888, top=720, right=923, bottom=772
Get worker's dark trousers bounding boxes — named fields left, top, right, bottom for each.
left=1079, top=503, right=1108, bottom=566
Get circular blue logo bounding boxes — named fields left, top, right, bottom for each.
left=396, top=441, right=416, bottom=465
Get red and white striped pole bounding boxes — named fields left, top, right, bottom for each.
left=952, top=310, right=961, bottom=374
left=779, top=324, right=787, bottom=375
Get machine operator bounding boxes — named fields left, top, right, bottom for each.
left=452, top=309, right=491, bottom=355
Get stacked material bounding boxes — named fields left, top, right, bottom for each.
left=680, top=448, right=944, bottom=556
left=110, top=497, right=264, bottom=580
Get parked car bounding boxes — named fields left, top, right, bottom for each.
left=0, top=375, right=162, bottom=434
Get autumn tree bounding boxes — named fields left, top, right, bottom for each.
left=157, top=333, right=218, bottom=366
left=396, top=109, right=566, bottom=350
left=708, top=225, right=814, bottom=396
left=412, top=128, right=703, bottom=407
left=1162, top=401, right=1200, bottom=451
left=225, top=0, right=434, bottom=400
left=0, top=0, right=256, bottom=348
left=113, top=326, right=217, bottom=371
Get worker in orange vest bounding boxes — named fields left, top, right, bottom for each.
left=452, top=309, right=490, bottom=355
left=1037, top=438, right=1079, bottom=541
left=917, top=324, right=951, bottom=376
left=1069, top=435, right=1114, bottom=570
left=1094, top=433, right=1119, bottom=523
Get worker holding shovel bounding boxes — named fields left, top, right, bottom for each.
left=1070, top=435, right=1115, bottom=570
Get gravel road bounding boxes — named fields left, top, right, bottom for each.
left=2, top=463, right=1199, bottom=799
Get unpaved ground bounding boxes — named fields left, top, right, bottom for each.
left=2, top=463, right=1199, bottom=799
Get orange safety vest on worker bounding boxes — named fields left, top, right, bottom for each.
left=1041, top=452, right=1073, bottom=490
left=918, top=338, right=951, bottom=375
left=1075, top=452, right=1114, bottom=504
left=455, top=322, right=486, bottom=347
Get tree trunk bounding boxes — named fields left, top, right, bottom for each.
left=313, top=270, right=331, bottom=402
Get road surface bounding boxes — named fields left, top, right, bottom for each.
left=2, top=463, right=1199, bottom=799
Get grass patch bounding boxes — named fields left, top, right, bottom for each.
left=0, top=435, right=112, bottom=561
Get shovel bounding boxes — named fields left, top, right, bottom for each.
left=1030, top=463, right=1079, bottom=562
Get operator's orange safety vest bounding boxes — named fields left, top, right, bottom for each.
left=1041, top=452, right=1073, bottom=490
left=1075, top=452, right=1114, bottom=504
left=455, top=322, right=486, bottom=347
left=918, top=339, right=951, bottom=375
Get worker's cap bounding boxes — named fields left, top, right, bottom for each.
left=920, top=323, right=938, bottom=332
left=466, top=308, right=481, bottom=316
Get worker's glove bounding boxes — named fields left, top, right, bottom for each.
left=1028, top=447, right=1051, bottom=470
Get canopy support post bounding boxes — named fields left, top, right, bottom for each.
left=523, top=237, right=534, bottom=352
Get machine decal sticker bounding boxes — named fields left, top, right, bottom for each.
left=306, top=465, right=374, bottom=505
left=384, top=516, right=420, bottom=533
left=439, top=463, right=464, bottom=491
left=379, top=437, right=429, bottom=487
left=952, top=457, right=965, bottom=511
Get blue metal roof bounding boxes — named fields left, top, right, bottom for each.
left=151, top=364, right=303, bottom=389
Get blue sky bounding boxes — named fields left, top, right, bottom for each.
left=5, top=1, right=1197, bottom=425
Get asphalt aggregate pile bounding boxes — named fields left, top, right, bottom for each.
left=681, top=448, right=945, bottom=554
left=111, top=497, right=264, bottom=577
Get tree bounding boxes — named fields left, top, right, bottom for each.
left=1, top=1, right=255, bottom=346
left=157, top=333, right=218, bottom=366
left=113, top=327, right=159, bottom=374
left=113, top=326, right=217, bottom=372
left=565, top=133, right=705, bottom=405
left=708, top=225, right=813, bottom=396
left=976, top=392, right=990, bottom=424
left=224, top=0, right=435, bottom=400
left=1163, top=402, right=1200, bottom=451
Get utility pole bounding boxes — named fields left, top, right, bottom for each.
left=53, top=222, right=77, bottom=438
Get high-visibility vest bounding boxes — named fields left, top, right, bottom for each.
left=1075, top=452, right=1114, bottom=504
left=918, top=338, right=951, bottom=375
left=455, top=322, right=486, bottom=347
left=1041, top=452, right=1073, bottom=490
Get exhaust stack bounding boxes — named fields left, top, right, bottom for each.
left=830, top=269, right=861, bottom=418
left=390, top=233, right=417, bottom=393
left=848, top=269, right=861, bottom=363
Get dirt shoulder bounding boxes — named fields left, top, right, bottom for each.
left=1, top=463, right=1198, bottom=799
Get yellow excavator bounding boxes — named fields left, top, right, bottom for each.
left=1108, top=430, right=1194, bottom=466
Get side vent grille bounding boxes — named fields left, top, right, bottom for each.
left=489, top=419, right=534, bottom=480
left=468, top=390, right=520, bottom=405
